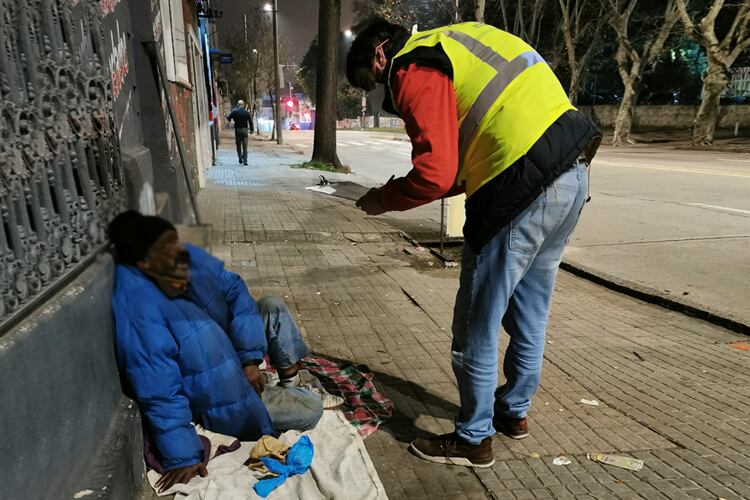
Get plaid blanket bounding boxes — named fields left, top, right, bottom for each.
left=301, top=356, right=393, bottom=437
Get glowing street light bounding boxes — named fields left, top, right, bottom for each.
left=344, top=29, right=353, bottom=38
left=263, top=3, right=272, bottom=12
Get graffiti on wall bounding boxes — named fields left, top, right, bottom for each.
left=108, top=20, right=129, bottom=99
left=99, top=0, right=121, bottom=15
left=0, top=0, right=125, bottom=327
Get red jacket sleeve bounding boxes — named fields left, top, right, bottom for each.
left=378, top=64, right=462, bottom=212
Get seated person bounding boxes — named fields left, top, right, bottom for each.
left=108, top=210, right=324, bottom=492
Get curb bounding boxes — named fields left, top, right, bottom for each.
left=411, top=232, right=749, bottom=336
left=560, top=259, right=749, bottom=336
left=673, top=145, right=750, bottom=154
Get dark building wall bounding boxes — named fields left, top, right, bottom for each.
left=106, top=0, right=159, bottom=216
left=0, top=256, right=146, bottom=500
left=125, top=0, right=204, bottom=224
left=1, top=0, right=212, bottom=497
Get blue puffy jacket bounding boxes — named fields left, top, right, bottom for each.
left=112, top=244, right=274, bottom=470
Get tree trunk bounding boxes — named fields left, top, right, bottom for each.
left=568, top=67, right=582, bottom=105
left=693, top=60, right=728, bottom=145
left=674, top=0, right=750, bottom=145
left=312, top=0, right=343, bottom=170
left=474, top=0, right=486, bottom=23
left=612, top=78, right=638, bottom=145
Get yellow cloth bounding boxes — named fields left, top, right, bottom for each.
left=247, top=435, right=290, bottom=475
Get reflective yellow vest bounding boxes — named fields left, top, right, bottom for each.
left=389, top=23, right=574, bottom=197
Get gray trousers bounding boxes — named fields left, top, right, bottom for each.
left=235, top=127, right=248, bottom=163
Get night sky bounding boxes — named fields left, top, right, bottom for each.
left=216, top=0, right=357, bottom=63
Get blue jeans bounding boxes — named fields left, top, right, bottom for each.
left=257, top=296, right=322, bottom=431
left=452, top=161, right=588, bottom=444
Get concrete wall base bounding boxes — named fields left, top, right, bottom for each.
left=0, top=255, right=146, bottom=500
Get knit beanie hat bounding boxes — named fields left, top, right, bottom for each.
left=108, top=210, right=176, bottom=265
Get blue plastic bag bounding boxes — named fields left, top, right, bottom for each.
left=253, top=436, right=314, bottom=497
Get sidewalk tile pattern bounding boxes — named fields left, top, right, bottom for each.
left=197, top=149, right=750, bottom=499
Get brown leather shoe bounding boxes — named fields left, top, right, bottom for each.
left=494, top=415, right=529, bottom=439
left=409, top=433, right=495, bottom=467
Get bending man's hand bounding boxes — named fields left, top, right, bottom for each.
left=155, top=462, right=207, bottom=493
left=243, top=364, right=265, bottom=395
left=356, top=188, right=387, bottom=216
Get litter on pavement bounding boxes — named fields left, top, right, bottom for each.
left=552, top=457, right=572, bottom=466
left=580, top=398, right=600, bottom=406
left=305, top=176, right=370, bottom=201
left=587, top=453, right=644, bottom=471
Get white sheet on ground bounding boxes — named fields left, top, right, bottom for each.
left=147, top=410, right=388, bottom=500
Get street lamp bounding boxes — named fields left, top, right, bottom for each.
left=344, top=29, right=353, bottom=38
left=263, top=1, right=282, bottom=144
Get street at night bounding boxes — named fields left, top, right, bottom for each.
left=286, top=129, right=750, bottom=326
left=3, top=0, right=750, bottom=499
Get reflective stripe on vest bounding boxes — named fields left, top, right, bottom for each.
left=443, top=30, right=545, bottom=159
left=389, top=23, right=573, bottom=197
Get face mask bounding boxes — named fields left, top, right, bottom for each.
left=174, top=250, right=191, bottom=275
left=356, top=67, right=377, bottom=91
left=145, top=250, right=191, bottom=298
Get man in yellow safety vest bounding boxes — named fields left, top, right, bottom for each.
left=347, top=18, right=600, bottom=467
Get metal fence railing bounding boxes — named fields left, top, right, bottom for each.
left=1, top=0, right=125, bottom=332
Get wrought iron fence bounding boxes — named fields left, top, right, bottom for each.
left=0, top=0, right=125, bottom=330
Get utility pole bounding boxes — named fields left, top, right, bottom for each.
left=268, top=0, right=283, bottom=145
left=361, top=91, right=366, bottom=130
left=244, top=15, right=250, bottom=110
left=253, top=48, right=259, bottom=135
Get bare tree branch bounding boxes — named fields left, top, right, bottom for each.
left=674, top=0, right=750, bottom=143
left=499, top=0, right=509, bottom=31
left=558, top=0, right=608, bottom=103
left=609, top=0, right=680, bottom=145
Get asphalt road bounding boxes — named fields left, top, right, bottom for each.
left=285, top=130, right=750, bottom=325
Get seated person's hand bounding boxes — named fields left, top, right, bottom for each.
left=243, top=363, right=264, bottom=395
left=155, top=462, right=208, bottom=493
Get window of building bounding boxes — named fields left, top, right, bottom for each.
left=160, top=0, right=190, bottom=86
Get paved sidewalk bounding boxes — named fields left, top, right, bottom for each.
left=198, top=146, right=750, bottom=500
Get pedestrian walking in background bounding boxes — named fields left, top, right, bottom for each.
left=347, top=19, right=601, bottom=467
left=227, top=100, right=253, bottom=165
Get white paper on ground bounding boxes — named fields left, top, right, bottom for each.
left=147, top=410, right=388, bottom=500
left=587, top=453, right=644, bottom=471
left=305, top=185, right=337, bottom=195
